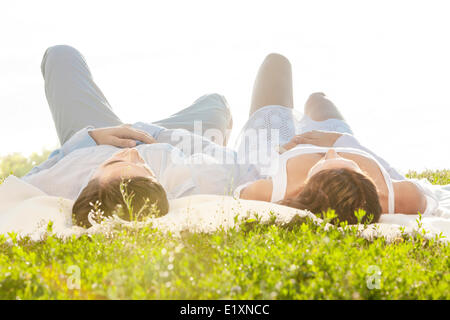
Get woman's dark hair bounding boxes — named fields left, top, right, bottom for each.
left=279, top=168, right=382, bottom=225
left=72, top=176, right=169, bottom=228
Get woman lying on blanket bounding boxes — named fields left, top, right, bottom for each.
left=22, top=45, right=258, bottom=228
left=234, top=53, right=432, bottom=225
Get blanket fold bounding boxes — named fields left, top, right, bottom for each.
left=1, top=175, right=450, bottom=243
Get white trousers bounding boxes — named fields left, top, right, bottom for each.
left=41, top=45, right=232, bottom=145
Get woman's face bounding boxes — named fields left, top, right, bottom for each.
left=307, top=149, right=363, bottom=179
left=91, top=148, right=155, bottom=184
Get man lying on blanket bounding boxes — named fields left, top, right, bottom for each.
left=22, top=45, right=259, bottom=227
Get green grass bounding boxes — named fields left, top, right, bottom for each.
left=0, top=152, right=449, bottom=299
left=406, top=169, right=450, bottom=186
left=0, top=149, right=52, bottom=180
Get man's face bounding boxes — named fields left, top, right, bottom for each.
left=91, top=148, right=156, bottom=185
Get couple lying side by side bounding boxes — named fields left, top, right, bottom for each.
left=22, top=45, right=434, bottom=228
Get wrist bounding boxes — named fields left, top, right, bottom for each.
left=88, top=129, right=100, bottom=145
left=330, top=132, right=343, bottom=146
left=279, top=142, right=296, bottom=153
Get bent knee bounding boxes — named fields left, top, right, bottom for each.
left=204, top=93, right=228, bottom=104
left=209, top=93, right=232, bottom=127
left=263, top=53, right=292, bottom=67
left=308, top=92, right=326, bottom=100
left=43, top=45, right=81, bottom=60
left=305, top=92, right=327, bottom=108
left=41, top=45, right=84, bottom=76
left=200, top=93, right=230, bottom=111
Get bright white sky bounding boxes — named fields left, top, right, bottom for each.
left=1, top=0, right=449, bottom=172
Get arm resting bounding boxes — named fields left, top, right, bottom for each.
left=23, top=126, right=97, bottom=179
left=333, top=133, right=405, bottom=180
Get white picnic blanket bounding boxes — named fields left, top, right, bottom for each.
left=1, top=175, right=450, bottom=243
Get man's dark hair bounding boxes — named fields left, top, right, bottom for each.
left=72, top=176, right=169, bottom=227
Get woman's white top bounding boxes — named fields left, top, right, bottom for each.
left=234, top=105, right=438, bottom=216
left=269, top=145, right=396, bottom=214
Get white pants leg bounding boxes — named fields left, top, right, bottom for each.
left=153, top=93, right=233, bottom=146
left=41, top=45, right=122, bottom=145
left=42, top=46, right=233, bottom=146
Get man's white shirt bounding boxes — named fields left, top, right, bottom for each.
left=22, top=126, right=260, bottom=200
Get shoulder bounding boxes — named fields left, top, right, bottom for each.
left=394, top=180, right=427, bottom=214
left=239, top=179, right=273, bottom=201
